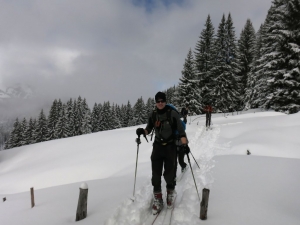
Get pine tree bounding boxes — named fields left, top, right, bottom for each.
left=262, top=0, right=300, bottom=113
left=124, top=101, right=133, bottom=127
left=114, top=104, right=123, bottom=127
left=5, top=118, right=21, bottom=149
left=110, top=104, right=121, bottom=129
left=209, top=14, right=240, bottom=112
left=80, top=98, right=92, bottom=134
left=131, top=97, right=147, bottom=125
left=34, top=109, right=48, bottom=143
left=252, top=3, right=282, bottom=109
left=99, top=101, right=112, bottom=131
left=237, top=19, right=256, bottom=108
left=194, top=14, right=215, bottom=106
left=165, top=86, right=176, bottom=105
left=97, top=103, right=103, bottom=131
left=178, top=49, right=202, bottom=114
left=244, top=24, right=264, bottom=109
left=119, top=104, right=127, bottom=128
left=20, top=117, right=28, bottom=146
left=56, top=104, right=70, bottom=138
left=73, top=99, right=80, bottom=136
left=65, top=98, right=75, bottom=137
left=91, top=103, right=101, bottom=132
left=145, top=97, right=155, bottom=117
left=75, top=96, right=85, bottom=135
left=47, top=99, right=59, bottom=140
left=25, top=117, right=36, bottom=145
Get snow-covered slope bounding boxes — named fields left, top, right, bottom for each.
left=0, top=110, right=299, bottom=225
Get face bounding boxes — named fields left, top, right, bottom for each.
left=156, top=99, right=166, bottom=110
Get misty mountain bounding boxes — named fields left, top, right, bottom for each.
left=0, top=84, right=48, bottom=123
left=0, top=85, right=34, bottom=101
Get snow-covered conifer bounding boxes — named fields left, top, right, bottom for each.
left=56, top=104, right=70, bottom=138
left=25, top=117, right=36, bottom=145
left=110, top=104, right=121, bottom=129
left=47, top=99, right=59, bottom=140
left=194, top=15, right=215, bottom=106
left=145, top=97, right=155, bottom=117
left=4, top=118, right=21, bottom=149
left=80, top=98, right=92, bottom=134
left=124, top=101, right=133, bottom=127
left=261, top=0, right=300, bottom=113
left=209, top=14, right=240, bottom=112
left=131, top=97, right=147, bottom=125
left=237, top=19, right=256, bottom=108
left=65, top=98, right=74, bottom=137
left=91, top=103, right=101, bottom=132
left=20, top=117, right=28, bottom=146
left=99, top=101, right=112, bottom=131
left=34, top=109, right=48, bottom=143
left=178, top=49, right=202, bottom=114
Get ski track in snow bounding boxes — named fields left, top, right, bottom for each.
left=105, top=124, right=229, bottom=225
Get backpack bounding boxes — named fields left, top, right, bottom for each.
left=166, top=104, right=186, bottom=134
left=150, top=104, right=186, bottom=141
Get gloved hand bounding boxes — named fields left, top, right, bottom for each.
left=181, top=144, right=190, bottom=154
left=136, top=128, right=145, bottom=136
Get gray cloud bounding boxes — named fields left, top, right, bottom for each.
left=0, top=0, right=273, bottom=118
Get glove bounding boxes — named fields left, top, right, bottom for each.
left=136, top=128, right=145, bottom=136
left=181, top=144, right=190, bottom=154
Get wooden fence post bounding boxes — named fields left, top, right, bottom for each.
left=200, top=188, right=210, bottom=220
left=30, top=187, right=35, bottom=208
left=76, top=183, right=88, bottom=221
left=3, top=197, right=6, bottom=202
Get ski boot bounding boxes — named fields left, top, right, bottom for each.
left=166, top=189, right=176, bottom=209
left=152, top=192, right=163, bottom=215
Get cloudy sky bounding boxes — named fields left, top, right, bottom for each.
left=0, top=0, right=273, bottom=110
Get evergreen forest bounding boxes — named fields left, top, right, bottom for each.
left=3, top=0, right=300, bottom=150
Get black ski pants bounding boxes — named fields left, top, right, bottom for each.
left=206, top=112, right=211, bottom=127
left=151, top=142, right=177, bottom=193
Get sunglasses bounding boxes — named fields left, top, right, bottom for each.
left=156, top=100, right=166, bottom=103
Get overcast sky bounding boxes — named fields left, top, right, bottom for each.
left=0, top=0, right=273, bottom=110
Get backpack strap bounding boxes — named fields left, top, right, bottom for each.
left=166, top=107, right=174, bottom=129
left=150, top=106, right=176, bottom=142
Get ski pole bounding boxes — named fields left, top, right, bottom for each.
left=190, top=151, right=200, bottom=169
left=132, top=135, right=141, bottom=201
left=186, top=153, right=201, bottom=203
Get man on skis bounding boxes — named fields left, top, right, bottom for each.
left=204, top=105, right=213, bottom=129
left=180, top=105, right=189, bottom=124
left=136, top=92, right=190, bottom=215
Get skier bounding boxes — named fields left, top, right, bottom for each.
left=136, top=92, right=190, bottom=215
left=204, top=105, right=213, bottom=129
left=180, top=105, right=189, bottom=124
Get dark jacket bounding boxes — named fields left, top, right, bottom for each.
left=145, top=105, right=186, bottom=144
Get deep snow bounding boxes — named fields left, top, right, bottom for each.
left=0, top=109, right=299, bottom=225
